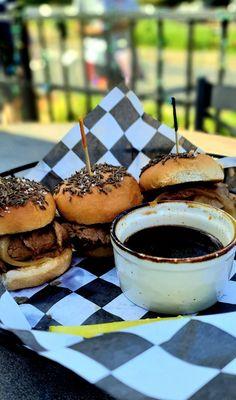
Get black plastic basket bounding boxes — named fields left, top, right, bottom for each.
left=0, top=161, right=38, bottom=178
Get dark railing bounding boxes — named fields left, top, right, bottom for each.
left=0, top=7, right=235, bottom=128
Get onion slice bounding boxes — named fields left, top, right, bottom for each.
left=0, top=237, right=51, bottom=268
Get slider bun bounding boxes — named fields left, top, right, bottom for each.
left=54, top=175, right=143, bottom=225
left=140, top=154, right=224, bottom=192
left=2, top=247, right=72, bottom=291
left=0, top=193, right=56, bottom=235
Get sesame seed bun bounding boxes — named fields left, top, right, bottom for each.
left=0, top=178, right=56, bottom=235
left=54, top=165, right=143, bottom=225
left=139, top=153, right=224, bottom=192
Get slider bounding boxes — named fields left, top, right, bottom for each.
left=139, top=153, right=236, bottom=217
left=54, top=163, right=143, bottom=257
left=0, top=177, right=72, bottom=290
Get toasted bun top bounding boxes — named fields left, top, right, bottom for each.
left=0, top=177, right=56, bottom=235
left=54, top=164, right=143, bottom=224
left=139, top=153, right=224, bottom=192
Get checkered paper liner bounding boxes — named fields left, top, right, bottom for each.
left=25, top=82, right=203, bottom=187
left=0, top=83, right=236, bottom=399
left=1, top=302, right=236, bottom=400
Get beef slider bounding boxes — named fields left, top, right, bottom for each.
left=139, top=153, right=236, bottom=218
left=54, top=163, right=143, bottom=257
left=0, top=177, right=72, bottom=290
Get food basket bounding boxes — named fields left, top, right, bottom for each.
left=0, top=84, right=236, bottom=400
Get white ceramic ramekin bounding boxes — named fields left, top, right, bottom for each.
left=111, top=201, right=236, bottom=314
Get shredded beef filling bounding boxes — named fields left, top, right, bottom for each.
left=62, top=222, right=111, bottom=252
left=0, top=260, right=7, bottom=273
left=155, top=182, right=236, bottom=217
left=7, top=221, right=69, bottom=261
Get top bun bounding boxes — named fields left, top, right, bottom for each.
left=139, top=153, right=224, bottom=192
left=54, top=164, right=143, bottom=225
left=0, top=177, right=56, bottom=235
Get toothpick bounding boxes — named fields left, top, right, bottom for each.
left=171, top=97, right=179, bottom=155
left=78, top=118, right=93, bottom=176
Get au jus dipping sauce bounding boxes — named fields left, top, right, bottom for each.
left=124, top=225, right=223, bottom=258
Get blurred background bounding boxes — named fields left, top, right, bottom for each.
left=0, top=0, right=236, bottom=137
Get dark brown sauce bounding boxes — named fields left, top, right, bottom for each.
left=124, top=225, right=223, bottom=259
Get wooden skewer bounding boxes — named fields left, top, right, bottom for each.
left=78, top=118, right=93, bottom=176
left=171, top=97, right=179, bottom=155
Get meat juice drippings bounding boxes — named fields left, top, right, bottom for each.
left=124, top=225, right=223, bottom=258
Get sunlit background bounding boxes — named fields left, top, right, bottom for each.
left=0, top=0, right=236, bottom=135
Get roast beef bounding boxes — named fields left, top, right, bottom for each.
left=53, top=220, right=68, bottom=247
left=62, top=222, right=110, bottom=251
left=0, top=260, right=7, bottom=272
left=23, top=229, right=56, bottom=256
left=8, top=222, right=68, bottom=261
left=8, top=237, right=32, bottom=260
left=155, top=183, right=236, bottom=217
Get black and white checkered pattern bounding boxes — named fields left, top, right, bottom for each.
left=0, top=83, right=235, bottom=399
left=6, top=258, right=236, bottom=331
left=1, top=307, right=236, bottom=400
left=26, top=83, right=201, bottom=187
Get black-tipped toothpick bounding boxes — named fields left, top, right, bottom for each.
left=170, top=96, right=179, bottom=154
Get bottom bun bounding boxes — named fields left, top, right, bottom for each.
left=2, top=247, right=72, bottom=291
left=85, top=246, right=113, bottom=258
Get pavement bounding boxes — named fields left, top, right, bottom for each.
left=0, top=123, right=72, bottom=173
left=0, top=131, right=54, bottom=173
